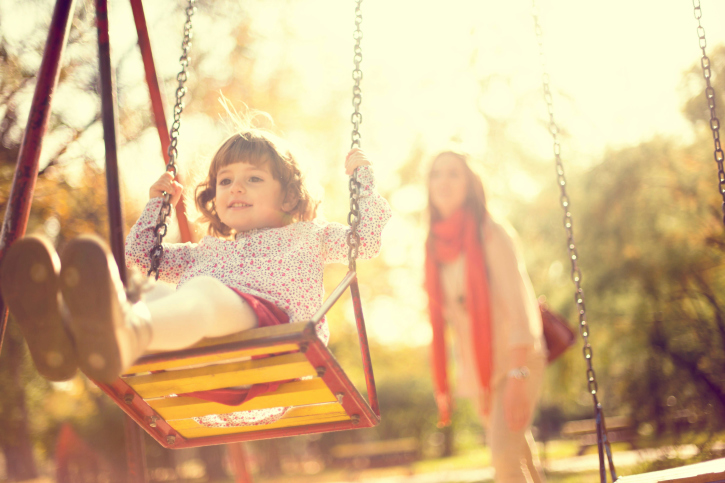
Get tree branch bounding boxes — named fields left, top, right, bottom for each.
left=651, top=318, right=725, bottom=411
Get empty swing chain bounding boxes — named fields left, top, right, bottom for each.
left=149, top=0, right=196, bottom=279
left=347, top=0, right=363, bottom=272
left=531, top=4, right=616, bottom=482
left=692, top=0, right=725, bottom=226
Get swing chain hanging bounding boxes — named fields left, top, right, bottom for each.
left=692, top=0, right=725, bottom=226
left=347, top=0, right=363, bottom=272
left=149, top=0, right=196, bottom=279
left=531, top=3, right=616, bottom=482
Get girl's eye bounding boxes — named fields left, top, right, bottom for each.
left=249, top=176, right=263, bottom=183
left=218, top=178, right=231, bottom=186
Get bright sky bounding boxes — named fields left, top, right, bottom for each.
left=3, top=0, right=725, bottom=346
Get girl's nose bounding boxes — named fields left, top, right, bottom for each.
left=231, top=181, right=245, bottom=193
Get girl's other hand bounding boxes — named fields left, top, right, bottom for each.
left=149, top=171, right=184, bottom=206
left=345, top=148, right=372, bottom=175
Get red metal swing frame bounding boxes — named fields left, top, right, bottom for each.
left=0, top=0, right=379, bottom=478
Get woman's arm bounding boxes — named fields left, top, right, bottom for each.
left=486, top=220, right=542, bottom=431
left=486, top=220, right=541, bottom=348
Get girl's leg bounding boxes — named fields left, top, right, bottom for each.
left=145, top=276, right=258, bottom=351
left=60, top=236, right=260, bottom=383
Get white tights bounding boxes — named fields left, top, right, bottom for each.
left=143, top=276, right=259, bottom=351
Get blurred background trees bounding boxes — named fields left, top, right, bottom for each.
left=1, top=0, right=725, bottom=480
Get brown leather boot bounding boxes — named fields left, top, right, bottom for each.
left=0, top=236, right=77, bottom=381
left=59, top=235, right=151, bottom=384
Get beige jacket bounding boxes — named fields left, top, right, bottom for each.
left=439, top=215, right=546, bottom=398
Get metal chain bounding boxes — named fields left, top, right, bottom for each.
left=347, top=0, right=363, bottom=272
left=148, top=0, right=196, bottom=279
left=692, top=0, right=725, bottom=226
left=531, top=3, right=616, bottom=482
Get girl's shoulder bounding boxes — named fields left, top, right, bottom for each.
left=291, top=219, right=340, bottom=232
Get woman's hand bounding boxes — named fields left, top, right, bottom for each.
left=149, top=171, right=184, bottom=206
left=345, top=148, right=372, bottom=175
left=503, top=378, right=531, bottom=432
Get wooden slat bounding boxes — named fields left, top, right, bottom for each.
left=125, top=323, right=312, bottom=374
left=170, top=403, right=349, bottom=438
left=148, top=378, right=337, bottom=420
left=125, top=352, right=316, bottom=399
left=126, top=344, right=300, bottom=374
left=617, top=458, right=725, bottom=483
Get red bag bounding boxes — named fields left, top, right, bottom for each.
left=539, top=300, right=576, bottom=363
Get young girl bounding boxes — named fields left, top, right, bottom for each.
left=1, top=129, right=391, bottom=423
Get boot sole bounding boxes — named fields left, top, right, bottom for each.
left=60, top=236, right=124, bottom=384
left=0, top=236, right=77, bottom=381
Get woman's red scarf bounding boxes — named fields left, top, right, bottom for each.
left=424, top=208, right=492, bottom=426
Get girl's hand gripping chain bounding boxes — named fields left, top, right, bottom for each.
left=149, top=171, right=184, bottom=206
left=345, top=148, right=373, bottom=175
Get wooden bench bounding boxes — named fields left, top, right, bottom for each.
left=329, top=438, right=420, bottom=469
left=560, top=416, right=637, bottom=455
left=617, top=457, right=725, bottom=482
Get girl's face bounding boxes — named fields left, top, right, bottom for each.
left=429, top=153, right=469, bottom=219
left=214, top=161, right=293, bottom=233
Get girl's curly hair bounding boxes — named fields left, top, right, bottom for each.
left=195, top=130, right=319, bottom=237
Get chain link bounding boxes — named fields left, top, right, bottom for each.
left=531, top=4, right=616, bottom=481
left=347, top=0, right=363, bottom=272
left=692, top=0, right=725, bottom=226
left=351, top=0, right=363, bottom=150
left=531, top=7, right=598, bottom=397
left=149, top=0, right=196, bottom=279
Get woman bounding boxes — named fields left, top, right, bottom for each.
left=424, top=151, right=547, bottom=482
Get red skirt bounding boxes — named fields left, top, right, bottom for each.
left=177, top=290, right=291, bottom=406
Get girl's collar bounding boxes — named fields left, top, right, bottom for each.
left=235, top=229, right=258, bottom=241
left=234, top=226, right=276, bottom=241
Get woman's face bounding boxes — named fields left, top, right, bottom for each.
left=429, top=153, right=469, bottom=219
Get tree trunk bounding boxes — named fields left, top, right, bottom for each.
left=254, top=439, right=283, bottom=477
left=442, top=424, right=455, bottom=457
left=0, top=328, right=38, bottom=480
left=199, top=445, right=227, bottom=481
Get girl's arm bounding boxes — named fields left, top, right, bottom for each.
left=125, top=172, right=192, bottom=285
left=321, top=150, right=392, bottom=264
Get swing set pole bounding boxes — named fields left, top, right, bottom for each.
left=96, top=0, right=147, bottom=480
left=129, top=0, right=193, bottom=244
left=96, top=0, right=126, bottom=281
left=0, top=0, right=76, bottom=353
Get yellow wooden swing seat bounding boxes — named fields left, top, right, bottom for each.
left=97, top=272, right=380, bottom=449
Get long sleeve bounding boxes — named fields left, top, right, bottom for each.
left=320, top=165, right=392, bottom=265
left=125, top=197, right=194, bottom=285
left=484, top=219, right=542, bottom=349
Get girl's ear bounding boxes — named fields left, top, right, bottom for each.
left=282, top=192, right=299, bottom=214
